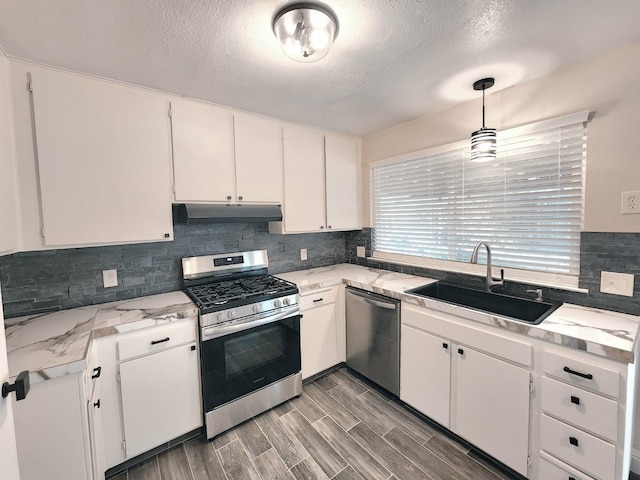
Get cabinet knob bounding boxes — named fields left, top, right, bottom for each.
left=442, top=343, right=448, bottom=349
left=238, top=195, right=243, bottom=201
left=457, top=348, right=464, bottom=355
left=327, top=225, right=332, bottom=229
left=163, top=233, right=170, bottom=238
left=569, top=436, right=579, bottom=447
left=227, top=195, right=232, bottom=201
left=2, top=370, right=30, bottom=401
left=570, top=395, right=580, bottom=405
left=91, top=366, right=102, bottom=379
left=93, top=399, right=101, bottom=409
left=320, top=226, right=324, bottom=229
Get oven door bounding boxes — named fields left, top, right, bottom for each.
left=200, top=314, right=301, bottom=411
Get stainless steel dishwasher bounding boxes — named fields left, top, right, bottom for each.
left=345, top=287, right=400, bottom=396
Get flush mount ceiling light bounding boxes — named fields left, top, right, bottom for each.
left=470, top=77, right=497, bottom=162
left=272, top=3, right=339, bottom=63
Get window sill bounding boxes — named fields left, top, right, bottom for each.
left=369, top=251, right=589, bottom=294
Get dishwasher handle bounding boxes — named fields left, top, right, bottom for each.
left=346, top=288, right=398, bottom=310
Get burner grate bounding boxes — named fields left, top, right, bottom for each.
left=186, top=274, right=296, bottom=310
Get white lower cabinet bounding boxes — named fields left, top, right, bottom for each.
left=400, top=325, right=451, bottom=428
left=401, top=303, right=532, bottom=477
left=454, top=345, right=530, bottom=476
left=119, top=341, right=201, bottom=458
left=538, top=347, right=632, bottom=480
left=13, top=373, right=93, bottom=480
left=300, top=286, right=342, bottom=379
left=97, top=318, right=202, bottom=469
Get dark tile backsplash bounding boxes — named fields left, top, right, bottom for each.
left=0, top=222, right=350, bottom=318
left=2, top=225, right=639, bottom=318
left=344, top=229, right=640, bottom=316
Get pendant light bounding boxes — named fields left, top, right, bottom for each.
left=272, top=3, right=339, bottom=63
left=470, top=77, right=496, bottom=162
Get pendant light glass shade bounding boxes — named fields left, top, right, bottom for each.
left=470, top=78, right=496, bottom=162
left=273, top=3, right=338, bottom=63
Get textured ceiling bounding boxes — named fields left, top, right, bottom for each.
left=1, top=0, right=640, bottom=136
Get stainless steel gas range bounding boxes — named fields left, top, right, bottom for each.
left=182, top=250, right=302, bottom=439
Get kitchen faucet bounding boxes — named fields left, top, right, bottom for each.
left=470, top=241, right=504, bottom=292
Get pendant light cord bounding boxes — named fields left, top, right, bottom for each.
left=482, top=87, right=486, bottom=129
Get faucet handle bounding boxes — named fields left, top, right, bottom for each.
left=527, top=289, right=543, bottom=302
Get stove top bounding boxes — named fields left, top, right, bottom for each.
left=185, top=274, right=298, bottom=313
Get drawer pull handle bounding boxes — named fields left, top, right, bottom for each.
left=93, top=399, right=101, bottom=409
left=569, top=477, right=576, bottom=480
left=442, top=343, right=448, bottom=349
left=151, top=337, right=170, bottom=345
left=569, top=436, right=579, bottom=447
left=313, top=298, right=324, bottom=303
left=458, top=348, right=464, bottom=355
left=563, top=366, right=593, bottom=380
left=91, top=366, right=102, bottom=379
left=570, top=395, right=580, bottom=405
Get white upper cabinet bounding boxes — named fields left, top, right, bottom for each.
left=30, top=68, right=173, bottom=246
left=325, top=133, right=360, bottom=230
left=171, top=101, right=283, bottom=204
left=234, top=113, right=283, bottom=204
left=277, top=124, right=326, bottom=233
left=0, top=55, right=19, bottom=254
left=170, top=98, right=235, bottom=203
left=271, top=126, right=360, bottom=234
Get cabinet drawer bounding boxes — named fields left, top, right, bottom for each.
left=539, top=451, right=596, bottom=480
left=540, top=414, right=615, bottom=480
left=300, top=286, right=339, bottom=310
left=118, top=320, right=196, bottom=362
left=541, top=376, right=618, bottom=441
left=541, top=350, right=619, bottom=398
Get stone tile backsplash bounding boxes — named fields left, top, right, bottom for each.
left=1, top=226, right=639, bottom=318
left=0, top=222, right=349, bottom=318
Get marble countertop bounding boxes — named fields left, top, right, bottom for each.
left=277, top=264, right=640, bottom=363
left=6, top=264, right=639, bottom=384
left=5, top=291, right=197, bottom=382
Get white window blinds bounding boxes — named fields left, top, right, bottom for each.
left=371, top=112, right=587, bottom=278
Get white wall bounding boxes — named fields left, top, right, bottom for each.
left=362, top=39, right=640, bottom=233
left=0, top=51, right=20, bottom=254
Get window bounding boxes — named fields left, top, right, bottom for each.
left=371, top=112, right=588, bottom=288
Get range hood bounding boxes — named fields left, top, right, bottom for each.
left=173, top=204, right=283, bottom=224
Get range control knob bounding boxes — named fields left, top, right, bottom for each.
left=274, top=299, right=282, bottom=308
left=253, top=304, right=262, bottom=313
left=283, top=297, right=291, bottom=306
left=217, top=313, right=225, bottom=322
left=227, top=310, right=236, bottom=319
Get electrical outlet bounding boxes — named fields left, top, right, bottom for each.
left=622, top=191, right=640, bottom=214
left=357, top=246, right=366, bottom=258
left=103, top=269, right=118, bottom=288
left=600, top=271, right=634, bottom=297
left=300, top=248, right=307, bottom=261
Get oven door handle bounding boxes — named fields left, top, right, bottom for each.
left=202, top=308, right=299, bottom=339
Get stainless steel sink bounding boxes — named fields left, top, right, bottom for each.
left=406, top=282, right=561, bottom=324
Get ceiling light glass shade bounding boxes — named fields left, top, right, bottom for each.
left=273, top=4, right=338, bottom=63
left=470, top=127, right=497, bottom=162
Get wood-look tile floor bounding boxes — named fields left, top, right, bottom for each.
left=108, top=368, right=516, bottom=480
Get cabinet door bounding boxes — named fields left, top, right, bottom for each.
left=30, top=68, right=173, bottom=246
left=0, top=55, right=18, bottom=254
left=119, top=343, right=201, bottom=459
left=282, top=125, right=325, bottom=232
left=171, top=98, right=235, bottom=202
left=400, top=325, right=451, bottom=428
left=234, top=113, right=283, bottom=204
left=87, top=375, right=105, bottom=480
left=301, top=303, right=338, bottom=379
left=453, top=346, right=530, bottom=476
left=325, top=134, right=360, bottom=231
left=13, top=373, right=91, bottom=480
